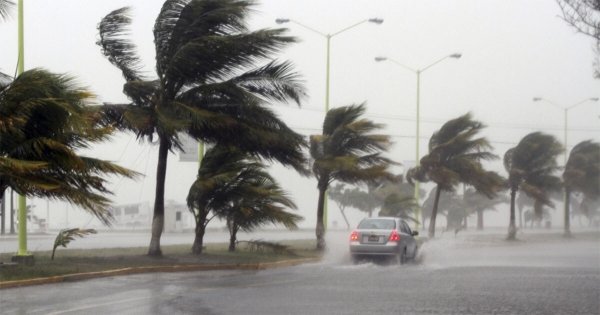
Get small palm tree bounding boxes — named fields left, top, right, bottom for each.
left=408, top=113, right=504, bottom=238
left=563, top=140, right=600, bottom=236
left=97, top=0, right=308, bottom=256
left=187, top=145, right=300, bottom=254
left=504, top=132, right=562, bottom=240
left=463, top=188, right=509, bottom=230
left=327, top=184, right=353, bottom=230
left=187, top=146, right=248, bottom=254
left=0, top=69, right=138, bottom=223
left=311, top=103, right=395, bottom=250
left=222, top=167, right=300, bottom=252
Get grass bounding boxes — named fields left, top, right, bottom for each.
left=0, top=239, right=320, bottom=282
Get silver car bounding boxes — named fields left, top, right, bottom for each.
left=349, top=217, right=419, bottom=264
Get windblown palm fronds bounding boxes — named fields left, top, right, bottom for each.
left=96, top=0, right=308, bottom=256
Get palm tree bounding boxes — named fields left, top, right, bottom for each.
left=504, top=132, right=562, bottom=240
left=0, top=69, right=138, bottom=223
left=97, top=0, right=308, bottom=256
left=563, top=140, right=600, bottom=236
left=310, top=103, right=395, bottom=250
left=407, top=113, right=504, bottom=238
left=222, top=165, right=300, bottom=252
left=328, top=184, right=353, bottom=230
left=187, top=145, right=300, bottom=254
left=378, top=193, right=417, bottom=222
left=463, top=188, right=509, bottom=230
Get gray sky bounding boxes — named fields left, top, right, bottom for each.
left=0, top=0, right=598, bottom=229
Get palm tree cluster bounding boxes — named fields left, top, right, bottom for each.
left=504, top=132, right=563, bottom=240
left=563, top=140, right=600, bottom=235
left=96, top=0, right=308, bottom=255
left=187, top=145, right=300, bottom=254
left=407, top=113, right=505, bottom=238
left=2, top=0, right=597, bottom=259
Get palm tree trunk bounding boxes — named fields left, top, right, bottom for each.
left=316, top=185, right=327, bottom=251
left=339, top=206, right=350, bottom=230
left=564, top=188, right=571, bottom=237
left=192, top=220, right=206, bottom=255
left=518, top=205, right=523, bottom=229
left=428, top=185, right=442, bottom=238
left=477, top=209, right=484, bottom=230
left=0, top=187, right=5, bottom=235
left=229, top=222, right=238, bottom=252
left=507, top=188, right=517, bottom=240
left=148, top=137, right=169, bottom=256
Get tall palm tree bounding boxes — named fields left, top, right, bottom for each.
left=563, top=140, right=600, bottom=236
left=310, top=103, right=395, bottom=250
left=0, top=69, right=138, bottom=223
left=504, top=132, right=562, bottom=240
left=97, top=0, right=308, bottom=256
left=407, top=113, right=504, bottom=238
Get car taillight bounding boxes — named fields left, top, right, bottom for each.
left=389, top=230, right=400, bottom=242
left=350, top=231, right=359, bottom=241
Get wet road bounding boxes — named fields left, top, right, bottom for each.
left=1, top=233, right=599, bottom=315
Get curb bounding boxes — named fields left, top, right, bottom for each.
left=0, top=257, right=320, bottom=289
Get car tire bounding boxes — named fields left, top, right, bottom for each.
left=351, top=255, right=360, bottom=265
left=396, top=249, right=406, bottom=265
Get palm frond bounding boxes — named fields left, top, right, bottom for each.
left=97, top=7, right=144, bottom=81
left=0, top=0, right=14, bottom=21
left=52, top=228, right=97, bottom=259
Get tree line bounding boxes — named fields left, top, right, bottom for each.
left=1, top=0, right=598, bottom=256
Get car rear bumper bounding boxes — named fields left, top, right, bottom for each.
left=349, top=242, right=400, bottom=256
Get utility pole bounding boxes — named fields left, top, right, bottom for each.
left=10, top=189, right=15, bottom=234
left=1, top=191, right=5, bottom=234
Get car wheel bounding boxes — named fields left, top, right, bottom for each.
left=351, top=255, right=360, bottom=265
left=396, top=249, right=406, bottom=265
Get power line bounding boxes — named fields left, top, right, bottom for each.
left=276, top=106, right=600, bottom=133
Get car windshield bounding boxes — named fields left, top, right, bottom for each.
left=357, top=219, right=396, bottom=230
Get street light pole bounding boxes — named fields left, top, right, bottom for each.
left=276, top=17, right=383, bottom=230
left=375, top=53, right=461, bottom=230
left=13, top=0, right=33, bottom=264
left=532, top=97, right=599, bottom=236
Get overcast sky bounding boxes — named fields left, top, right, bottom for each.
left=0, top=0, right=598, bottom=229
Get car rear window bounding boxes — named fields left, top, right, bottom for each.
left=357, top=219, right=396, bottom=230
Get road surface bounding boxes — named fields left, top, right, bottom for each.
left=1, top=231, right=599, bottom=314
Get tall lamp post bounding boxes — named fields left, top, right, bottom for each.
left=276, top=17, right=383, bottom=230
left=532, top=96, right=599, bottom=236
left=13, top=0, right=33, bottom=264
left=375, top=53, right=461, bottom=230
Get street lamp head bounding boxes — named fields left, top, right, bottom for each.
left=590, top=97, right=599, bottom=101
left=533, top=97, right=543, bottom=102
left=374, top=56, right=387, bottom=62
left=368, top=18, right=384, bottom=24
left=275, top=18, right=290, bottom=24
left=450, top=53, right=462, bottom=59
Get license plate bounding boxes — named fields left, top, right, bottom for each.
left=368, top=235, right=379, bottom=242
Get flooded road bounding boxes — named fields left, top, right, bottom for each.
left=1, top=230, right=599, bottom=314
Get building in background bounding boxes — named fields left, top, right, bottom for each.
left=109, top=200, right=193, bottom=232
